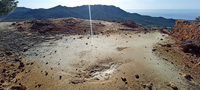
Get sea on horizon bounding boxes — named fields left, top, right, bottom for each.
left=126, top=9, right=200, bottom=20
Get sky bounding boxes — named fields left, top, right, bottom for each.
left=17, top=0, right=200, bottom=9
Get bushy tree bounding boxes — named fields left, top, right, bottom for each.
left=196, top=16, right=200, bottom=21
left=0, top=0, right=18, bottom=16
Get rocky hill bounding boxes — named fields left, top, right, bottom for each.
left=2, top=5, right=175, bottom=28
left=1, top=18, right=200, bottom=90
left=171, top=20, right=200, bottom=43
left=156, top=20, right=200, bottom=87
left=11, top=18, right=145, bottom=35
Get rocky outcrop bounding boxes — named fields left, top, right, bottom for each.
left=171, top=20, right=200, bottom=55
left=171, top=20, right=200, bottom=43
left=180, top=40, right=200, bottom=54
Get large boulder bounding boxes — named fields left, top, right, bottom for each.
left=180, top=40, right=200, bottom=54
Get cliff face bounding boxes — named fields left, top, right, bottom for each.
left=171, top=20, right=200, bottom=43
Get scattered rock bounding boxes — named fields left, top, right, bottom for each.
left=11, top=73, right=17, bottom=78
left=94, top=77, right=100, bottom=81
left=121, top=77, right=127, bottom=82
left=0, top=80, right=4, bottom=83
left=12, top=23, right=16, bottom=25
left=141, top=83, right=146, bottom=88
left=125, top=82, right=128, bottom=84
left=140, top=82, right=153, bottom=90
left=23, top=48, right=28, bottom=52
left=146, top=82, right=153, bottom=90
left=30, top=62, right=34, bottom=65
left=38, top=84, right=42, bottom=87
left=59, top=76, right=62, bottom=80
left=69, top=79, right=86, bottom=84
left=18, top=62, right=25, bottom=69
left=10, top=85, right=26, bottom=90
left=167, top=82, right=178, bottom=90
left=163, top=58, right=168, bottom=61
left=116, top=47, right=128, bottom=51
left=183, top=74, right=193, bottom=81
left=152, top=49, right=157, bottom=52
left=15, top=56, right=22, bottom=62
left=166, top=44, right=172, bottom=47
left=35, top=84, right=42, bottom=88
left=135, top=74, right=139, bottom=79
left=121, top=77, right=128, bottom=84
left=45, top=71, right=48, bottom=76
left=10, top=63, right=15, bottom=66
left=5, top=51, right=12, bottom=56
left=2, top=69, right=6, bottom=73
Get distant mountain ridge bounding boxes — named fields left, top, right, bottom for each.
left=2, top=5, right=175, bottom=28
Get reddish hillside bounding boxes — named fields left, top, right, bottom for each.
left=171, top=20, right=200, bottom=43
left=11, top=18, right=145, bottom=35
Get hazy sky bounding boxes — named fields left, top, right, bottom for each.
left=18, top=0, right=200, bottom=9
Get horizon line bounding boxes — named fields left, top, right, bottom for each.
left=17, top=4, right=200, bottom=10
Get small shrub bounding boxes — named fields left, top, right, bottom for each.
left=196, top=16, right=200, bottom=21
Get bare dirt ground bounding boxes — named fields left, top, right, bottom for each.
left=0, top=18, right=200, bottom=90
left=22, top=32, right=200, bottom=90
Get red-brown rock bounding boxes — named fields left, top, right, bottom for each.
left=171, top=20, right=200, bottom=43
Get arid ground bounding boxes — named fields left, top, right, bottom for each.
left=0, top=18, right=199, bottom=90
